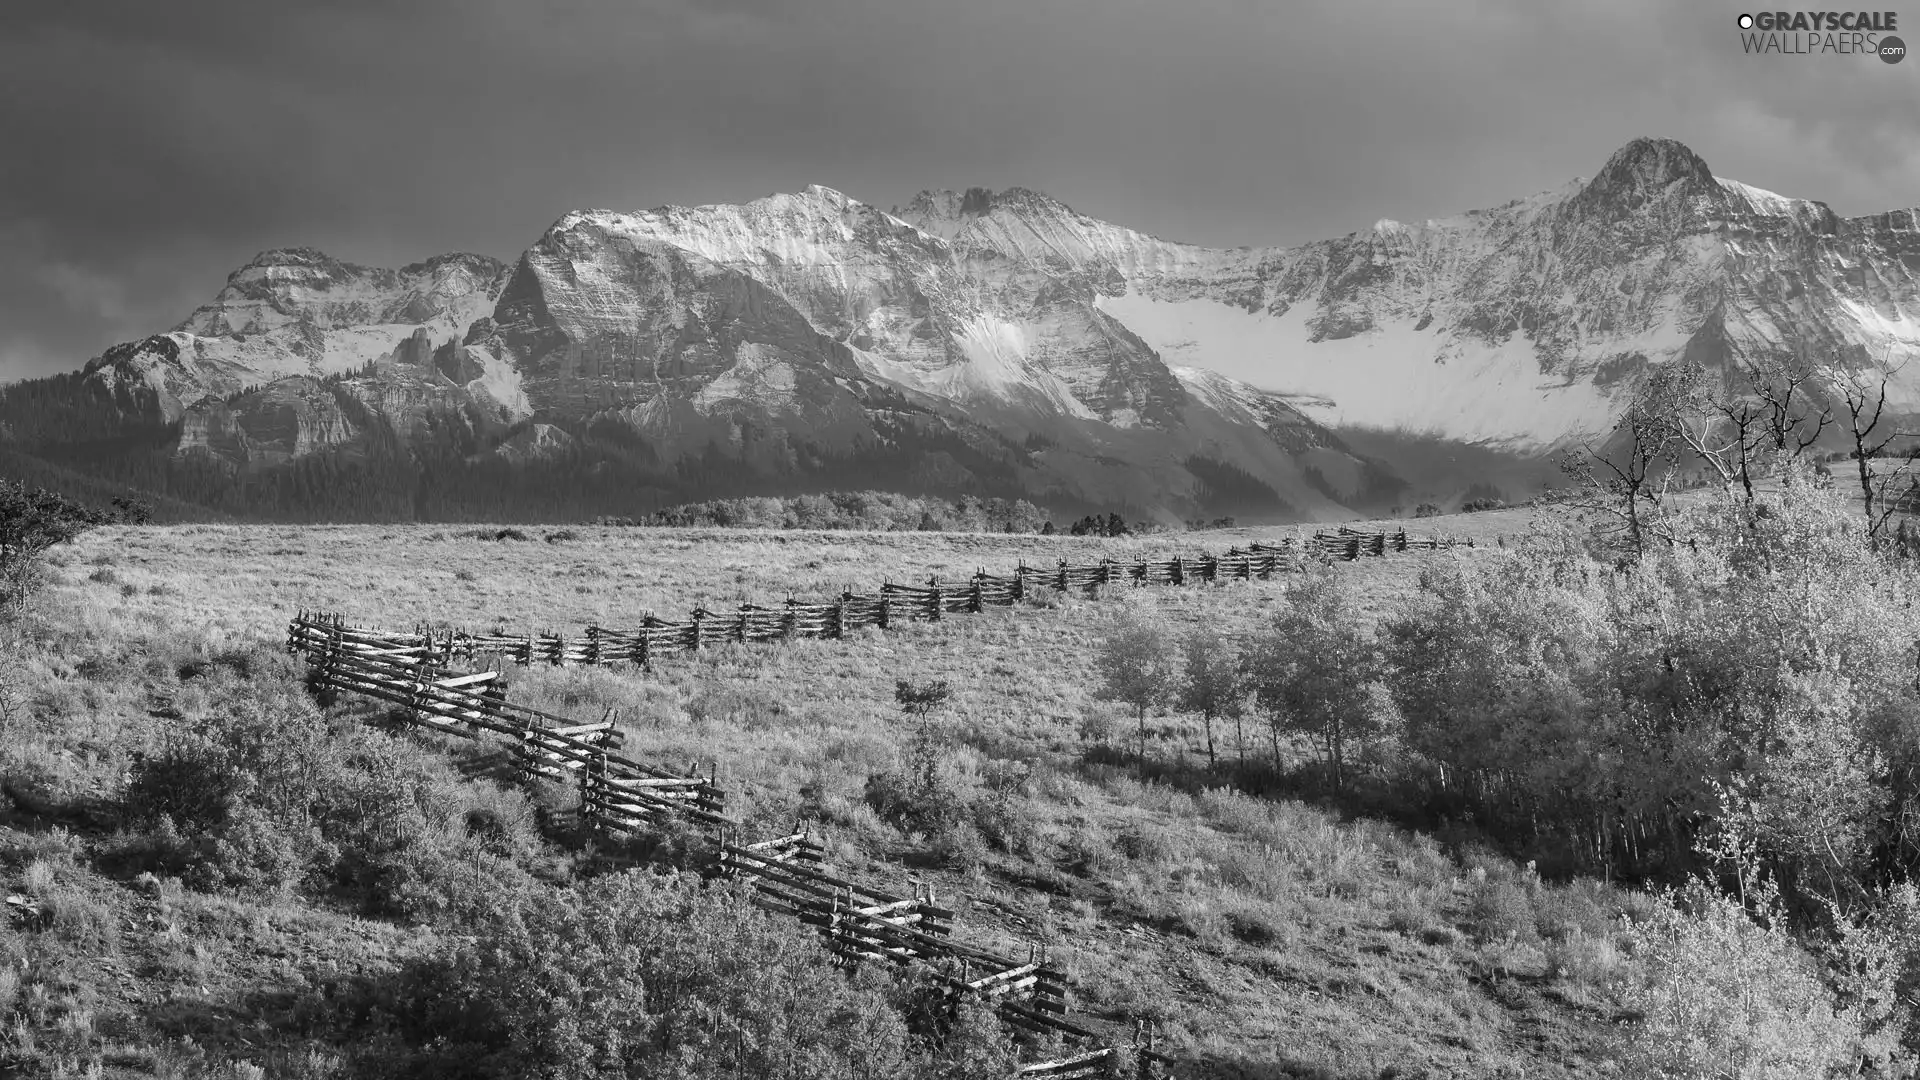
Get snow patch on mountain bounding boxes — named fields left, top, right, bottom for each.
left=693, top=343, right=802, bottom=412
left=462, top=345, right=533, bottom=420
left=1102, top=289, right=1617, bottom=447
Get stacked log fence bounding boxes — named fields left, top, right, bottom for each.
left=290, top=611, right=1162, bottom=1076
left=407, top=530, right=1468, bottom=671
left=284, top=527, right=1471, bottom=1076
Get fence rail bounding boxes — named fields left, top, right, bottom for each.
left=290, top=613, right=1127, bottom=1072
left=285, top=526, right=1474, bottom=1077
left=393, top=531, right=1468, bottom=671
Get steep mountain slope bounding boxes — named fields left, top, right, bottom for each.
left=8, top=137, right=1914, bottom=523
left=1091, top=139, right=1920, bottom=446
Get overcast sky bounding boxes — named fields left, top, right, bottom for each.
left=1, top=0, right=1914, bottom=381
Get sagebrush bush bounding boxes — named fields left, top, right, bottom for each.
left=1464, top=873, right=1539, bottom=946
left=123, top=655, right=543, bottom=918
left=1617, top=878, right=1864, bottom=1079
left=396, top=869, right=1017, bottom=1079
left=863, top=766, right=968, bottom=840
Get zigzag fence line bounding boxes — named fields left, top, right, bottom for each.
left=288, top=613, right=1155, bottom=1078
left=285, top=528, right=1473, bottom=1077
left=406, top=531, right=1471, bottom=671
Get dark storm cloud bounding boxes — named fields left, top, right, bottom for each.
left=2, top=0, right=1915, bottom=380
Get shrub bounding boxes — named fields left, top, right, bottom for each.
left=1464, top=873, right=1539, bottom=946
left=1115, top=823, right=1176, bottom=864
left=1412, top=503, right=1443, bottom=518
left=397, top=870, right=970, bottom=1079
left=932, top=820, right=989, bottom=872
left=863, top=767, right=969, bottom=840
left=0, top=481, right=106, bottom=615
left=123, top=659, right=541, bottom=917
left=1616, top=878, right=1863, bottom=1078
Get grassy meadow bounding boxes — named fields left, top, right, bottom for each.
left=1, top=504, right=1664, bottom=1080
left=57, top=508, right=1538, bottom=640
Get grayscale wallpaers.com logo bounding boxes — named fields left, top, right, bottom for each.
left=1737, top=11, right=1905, bottom=61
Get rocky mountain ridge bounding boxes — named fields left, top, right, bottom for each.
left=8, top=137, right=1916, bottom=522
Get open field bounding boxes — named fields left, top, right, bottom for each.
left=0, top=503, right=1664, bottom=1080
left=49, top=506, right=1543, bottom=640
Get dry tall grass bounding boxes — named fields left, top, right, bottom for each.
left=0, top=506, right=1671, bottom=1079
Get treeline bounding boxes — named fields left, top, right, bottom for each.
left=622, top=497, right=1225, bottom=537
left=624, top=492, right=1053, bottom=533
left=0, top=365, right=1061, bottom=523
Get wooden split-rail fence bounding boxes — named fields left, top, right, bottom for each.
left=288, top=612, right=1170, bottom=1078
left=285, top=528, right=1470, bottom=1077
left=400, top=531, right=1469, bottom=671
left=287, top=617, right=727, bottom=827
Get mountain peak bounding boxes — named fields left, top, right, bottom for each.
left=898, top=186, right=1075, bottom=241
left=798, top=183, right=854, bottom=204
left=1572, top=137, right=1722, bottom=213
left=397, top=251, right=508, bottom=278
left=235, top=246, right=351, bottom=276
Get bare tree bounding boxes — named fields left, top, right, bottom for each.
left=1670, top=362, right=1766, bottom=504
left=1749, top=350, right=1834, bottom=461
left=1563, top=363, right=1691, bottom=557
left=1826, top=348, right=1918, bottom=542
left=1658, top=347, right=1837, bottom=512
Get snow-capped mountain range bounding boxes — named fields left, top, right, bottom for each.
left=8, top=137, right=1917, bottom=522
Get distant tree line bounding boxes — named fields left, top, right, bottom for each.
left=613, top=492, right=1054, bottom=533
left=1065, top=512, right=1131, bottom=537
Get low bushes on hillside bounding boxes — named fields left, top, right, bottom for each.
left=392, top=869, right=1021, bottom=1080
left=0, top=480, right=110, bottom=616
left=121, top=649, right=544, bottom=921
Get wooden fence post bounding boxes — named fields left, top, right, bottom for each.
left=783, top=597, right=798, bottom=640
left=586, top=626, right=602, bottom=667
left=690, top=609, right=704, bottom=652
left=833, top=595, right=847, bottom=639
left=879, top=589, right=891, bottom=631
left=734, top=606, right=748, bottom=644
left=1172, top=557, right=1185, bottom=586
left=407, top=655, right=429, bottom=728
left=970, top=572, right=983, bottom=613
left=320, top=616, right=342, bottom=684
left=1012, top=562, right=1026, bottom=601
left=1056, top=560, right=1068, bottom=592
left=927, top=577, right=942, bottom=622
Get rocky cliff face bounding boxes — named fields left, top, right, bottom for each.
left=24, top=136, right=1916, bottom=521
left=1096, top=138, right=1919, bottom=446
